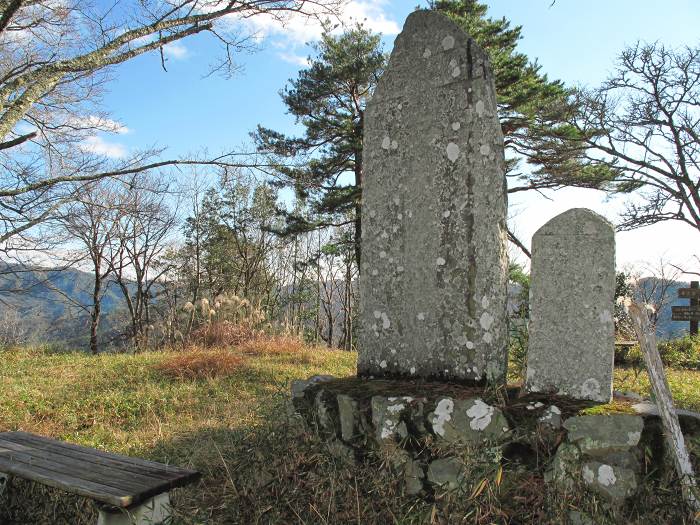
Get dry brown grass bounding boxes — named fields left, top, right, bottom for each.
left=189, top=320, right=261, bottom=348
left=153, top=349, right=246, bottom=380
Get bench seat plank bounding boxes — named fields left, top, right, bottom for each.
left=0, top=432, right=200, bottom=508
left=6, top=433, right=178, bottom=481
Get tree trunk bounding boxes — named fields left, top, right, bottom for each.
left=627, top=301, right=699, bottom=513
left=90, top=272, right=102, bottom=355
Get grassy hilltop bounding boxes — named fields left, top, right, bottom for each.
left=1, top=340, right=700, bottom=523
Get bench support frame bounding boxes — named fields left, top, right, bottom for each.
left=97, top=492, right=171, bottom=525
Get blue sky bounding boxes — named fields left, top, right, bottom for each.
left=95, top=0, right=700, bottom=272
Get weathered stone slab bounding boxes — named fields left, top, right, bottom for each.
left=359, top=10, right=509, bottom=384
left=427, top=397, right=509, bottom=443
left=563, top=414, right=643, bottom=454
left=525, top=208, right=615, bottom=402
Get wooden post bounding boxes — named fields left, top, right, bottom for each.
left=627, top=301, right=699, bottom=513
left=691, top=281, right=698, bottom=336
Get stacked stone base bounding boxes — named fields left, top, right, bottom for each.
left=291, top=375, right=698, bottom=506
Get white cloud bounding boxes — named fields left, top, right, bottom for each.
left=164, top=41, right=189, bottom=60
left=79, top=136, right=127, bottom=159
left=277, top=51, right=310, bottom=67
left=229, top=0, right=401, bottom=47
left=68, top=115, right=129, bottom=134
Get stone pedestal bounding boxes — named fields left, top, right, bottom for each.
left=97, top=493, right=171, bottom=525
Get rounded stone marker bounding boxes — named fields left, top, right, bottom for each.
left=525, top=208, right=616, bottom=403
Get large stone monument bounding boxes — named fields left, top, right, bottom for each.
left=525, top=208, right=616, bottom=402
left=358, top=10, right=509, bottom=384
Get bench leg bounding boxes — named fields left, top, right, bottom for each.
left=97, top=493, right=171, bottom=525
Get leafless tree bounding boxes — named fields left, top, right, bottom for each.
left=629, top=258, right=682, bottom=328
left=0, top=0, right=342, bottom=244
left=110, top=173, right=178, bottom=350
left=569, top=43, right=700, bottom=234
left=61, top=180, right=124, bottom=354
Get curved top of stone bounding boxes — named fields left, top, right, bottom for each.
left=534, top=208, right=614, bottom=239
left=369, top=10, right=492, bottom=107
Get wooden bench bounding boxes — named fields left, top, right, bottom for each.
left=0, top=431, right=201, bottom=525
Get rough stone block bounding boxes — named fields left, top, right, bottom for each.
left=337, top=394, right=360, bottom=442
left=358, top=9, right=509, bottom=385
left=563, top=414, right=643, bottom=454
left=371, top=396, right=424, bottom=443
left=581, top=461, right=638, bottom=501
left=428, top=397, right=509, bottom=443
left=427, top=457, right=465, bottom=491
left=526, top=208, right=616, bottom=402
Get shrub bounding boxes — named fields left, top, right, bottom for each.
left=658, top=334, right=700, bottom=370
left=508, top=320, right=528, bottom=383
left=189, top=320, right=261, bottom=348
left=154, top=350, right=245, bottom=380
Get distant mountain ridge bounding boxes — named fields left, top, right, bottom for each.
left=0, top=263, right=127, bottom=348
left=0, top=264, right=694, bottom=349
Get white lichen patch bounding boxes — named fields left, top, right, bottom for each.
left=373, top=310, right=381, bottom=319
left=423, top=47, right=432, bottom=58
left=441, top=35, right=455, bottom=50
left=410, top=366, right=416, bottom=374
left=379, top=250, right=387, bottom=258
left=371, top=269, right=379, bottom=276
left=446, top=142, right=460, bottom=162
left=451, top=66, right=460, bottom=77
left=451, top=121, right=461, bottom=131
left=381, top=312, right=390, bottom=330
left=627, top=431, right=641, bottom=446
left=482, top=332, right=492, bottom=344
left=481, top=296, right=490, bottom=309
left=436, top=257, right=446, bottom=266
left=597, top=465, right=616, bottom=486
left=431, top=398, right=454, bottom=436
left=582, top=465, right=595, bottom=484
left=391, top=140, right=398, bottom=150
left=475, top=100, right=485, bottom=117
left=479, top=312, right=494, bottom=330
left=581, top=378, right=601, bottom=399
left=442, top=210, right=450, bottom=218
left=466, top=399, right=494, bottom=431
left=417, top=312, right=426, bottom=321
left=380, top=360, right=387, bottom=369
left=387, top=401, right=407, bottom=415
left=479, top=144, right=491, bottom=156
left=380, top=419, right=397, bottom=439
left=466, top=341, right=475, bottom=350
left=599, top=309, right=613, bottom=324
left=381, top=136, right=392, bottom=150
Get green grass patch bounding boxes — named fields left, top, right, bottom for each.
left=1, top=345, right=699, bottom=523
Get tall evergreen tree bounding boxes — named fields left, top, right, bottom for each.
left=254, top=25, right=384, bottom=267
left=430, top=0, right=602, bottom=193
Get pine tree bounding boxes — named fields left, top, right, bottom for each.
left=253, top=25, right=385, bottom=267
left=430, top=0, right=601, bottom=192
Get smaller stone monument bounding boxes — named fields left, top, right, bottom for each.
left=525, top=208, right=616, bottom=403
